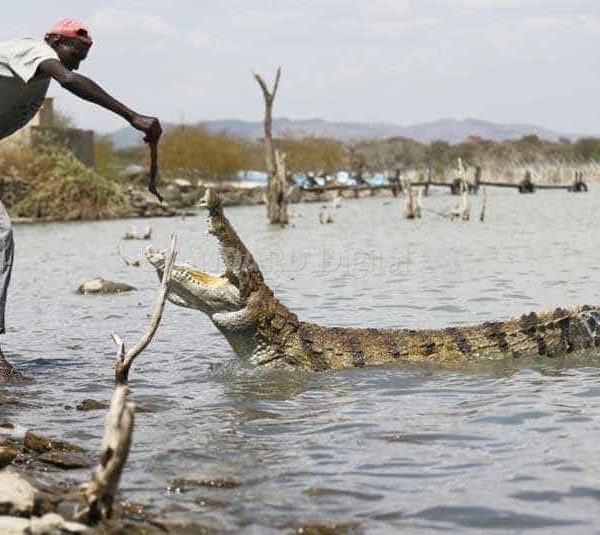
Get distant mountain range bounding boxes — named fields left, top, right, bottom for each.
left=107, top=117, right=576, bottom=149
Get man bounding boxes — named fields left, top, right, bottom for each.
left=0, top=18, right=162, bottom=381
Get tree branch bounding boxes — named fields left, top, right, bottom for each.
left=252, top=67, right=281, bottom=102
left=114, top=233, right=178, bottom=384
left=116, top=243, right=140, bottom=267
left=253, top=72, right=269, bottom=100
left=272, top=66, right=282, bottom=99
left=76, top=384, right=135, bottom=524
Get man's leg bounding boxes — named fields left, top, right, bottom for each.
left=0, top=200, right=15, bottom=379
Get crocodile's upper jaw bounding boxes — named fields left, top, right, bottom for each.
left=146, top=246, right=243, bottom=316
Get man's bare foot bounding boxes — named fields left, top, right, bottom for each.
left=0, top=347, right=33, bottom=385
left=0, top=349, right=16, bottom=383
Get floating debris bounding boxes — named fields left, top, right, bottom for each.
left=122, top=225, right=152, bottom=241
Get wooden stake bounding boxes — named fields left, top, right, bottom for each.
left=457, top=158, right=470, bottom=221
left=479, top=187, right=487, bottom=222
left=403, top=179, right=420, bottom=219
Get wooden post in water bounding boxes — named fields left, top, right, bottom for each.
left=456, top=158, right=470, bottom=220
left=518, top=170, right=535, bottom=193
left=479, top=187, right=487, bottom=222
left=403, top=179, right=421, bottom=219
left=568, top=169, right=588, bottom=192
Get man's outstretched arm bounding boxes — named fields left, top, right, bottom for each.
left=38, top=58, right=162, bottom=142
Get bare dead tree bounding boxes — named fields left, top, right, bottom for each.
left=114, top=233, right=178, bottom=384
left=253, top=68, right=292, bottom=225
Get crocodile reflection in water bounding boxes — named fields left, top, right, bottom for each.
left=146, top=189, right=600, bottom=371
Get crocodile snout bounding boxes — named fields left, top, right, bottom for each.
left=145, top=245, right=166, bottom=269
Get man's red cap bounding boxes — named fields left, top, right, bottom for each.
left=46, top=18, right=93, bottom=46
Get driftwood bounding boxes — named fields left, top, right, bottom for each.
left=122, top=225, right=152, bottom=240
left=76, top=385, right=135, bottom=524
left=253, top=68, right=292, bottom=225
left=114, top=233, right=178, bottom=384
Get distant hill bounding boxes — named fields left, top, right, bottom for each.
left=107, top=117, right=575, bottom=149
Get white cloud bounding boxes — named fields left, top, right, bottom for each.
left=87, top=7, right=175, bottom=40
left=183, top=30, right=236, bottom=53
left=358, top=0, right=413, bottom=18
left=522, top=14, right=600, bottom=33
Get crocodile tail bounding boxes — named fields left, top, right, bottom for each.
left=424, top=305, right=600, bottom=364
left=409, top=305, right=600, bottom=364
left=282, top=305, right=600, bottom=370
left=514, top=306, right=600, bottom=357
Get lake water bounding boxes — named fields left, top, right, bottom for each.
left=2, top=186, right=600, bottom=533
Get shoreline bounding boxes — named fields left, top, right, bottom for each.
left=9, top=174, right=595, bottom=225
left=10, top=180, right=403, bottom=224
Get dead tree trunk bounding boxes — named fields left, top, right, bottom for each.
left=253, top=68, right=291, bottom=225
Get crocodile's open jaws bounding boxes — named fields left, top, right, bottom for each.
left=146, top=189, right=600, bottom=371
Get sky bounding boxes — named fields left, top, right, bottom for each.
left=2, top=1, right=599, bottom=136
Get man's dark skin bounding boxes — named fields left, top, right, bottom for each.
left=0, top=35, right=162, bottom=383
left=39, top=35, right=162, bottom=143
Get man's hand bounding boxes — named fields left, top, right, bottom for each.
left=130, top=114, right=164, bottom=202
left=131, top=115, right=164, bottom=202
left=131, top=114, right=162, bottom=143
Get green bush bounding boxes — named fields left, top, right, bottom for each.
left=8, top=140, right=125, bottom=221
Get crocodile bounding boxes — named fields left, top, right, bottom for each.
left=146, top=189, right=600, bottom=371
